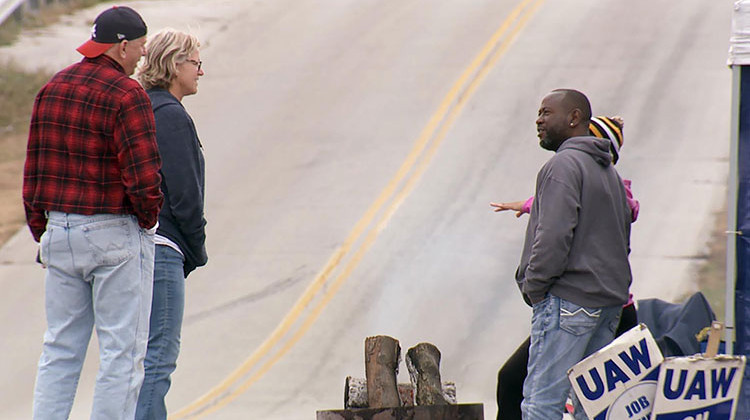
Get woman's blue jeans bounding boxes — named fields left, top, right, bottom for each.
left=136, top=245, right=185, bottom=420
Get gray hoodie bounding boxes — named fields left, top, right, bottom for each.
left=516, top=136, right=632, bottom=308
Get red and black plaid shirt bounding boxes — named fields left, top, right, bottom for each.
left=23, top=55, right=163, bottom=241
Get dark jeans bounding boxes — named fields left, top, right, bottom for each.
left=496, top=303, right=638, bottom=420
left=136, top=245, right=185, bottom=420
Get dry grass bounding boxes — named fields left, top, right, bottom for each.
left=692, top=209, right=729, bottom=323
left=0, top=62, right=51, bottom=137
left=0, top=145, right=26, bottom=245
left=0, top=62, right=51, bottom=245
left=0, top=0, right=110, bottom=46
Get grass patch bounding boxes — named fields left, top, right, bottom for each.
left=0, top=61, right=51, bottom=245
left=693, top=208, right=728, bottom=324
left=0, top=17, right=23, bottom=46
left=0, top=0, right=112, bottom=46
left=0, top=62, right=51, bottom=147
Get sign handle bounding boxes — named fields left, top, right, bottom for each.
left=703, top=321, right=725, bottom=358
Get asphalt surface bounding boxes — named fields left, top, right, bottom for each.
left=0, top=0, right=733, bottom=418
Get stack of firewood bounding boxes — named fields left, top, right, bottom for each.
left=344, top=335, right=457, bottom=409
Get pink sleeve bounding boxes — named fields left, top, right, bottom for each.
left=522, top=196, right=534, bottom=214
left=623, top=179, right=640, bottom=222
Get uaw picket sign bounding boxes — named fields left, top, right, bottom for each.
left=650, top=355, right=746, bottom=420
left=568, top=324, right=664, bottom=420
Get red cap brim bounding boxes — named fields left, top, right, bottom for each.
left=76, top=39, right=113, bottom=58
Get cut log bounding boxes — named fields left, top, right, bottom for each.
left=364, top=335, right=401, bottom=408
left=406, top=342, right=448, bottom=405
left=344, top=376, right=457, bottom=408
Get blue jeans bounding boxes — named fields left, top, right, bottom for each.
left=522, top=295, right=621, bottom=420
left=136, top=245, right=185, bottom=420
left=33, top=212, right=155, bottom=420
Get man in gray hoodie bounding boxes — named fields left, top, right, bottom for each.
left=516, top=89, right=632, bottom=420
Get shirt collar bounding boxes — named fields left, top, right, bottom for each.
left=83, top=54, right=126, bottom=74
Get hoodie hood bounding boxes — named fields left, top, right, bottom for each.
left=558, top=136, right=612, bottom=167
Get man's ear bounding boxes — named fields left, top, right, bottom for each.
left=116, top=40, right=128, bottom=59
left=569, top=108, right=582, bottom=127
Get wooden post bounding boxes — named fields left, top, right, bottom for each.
left=364, top=335, right=401, bottom=408
left=703, top=321, right=725, bottom=358
left=406, top=343, right=448, bottom=405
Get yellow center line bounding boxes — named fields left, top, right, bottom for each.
left=170, top=0, right=544, bottom=417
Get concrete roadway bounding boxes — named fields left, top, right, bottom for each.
left=0, top=0, right=732, bottom=418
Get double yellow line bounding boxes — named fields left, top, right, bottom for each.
left=171, top=0, right=544, bottom=417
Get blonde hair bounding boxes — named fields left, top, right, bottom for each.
left=138, top=28, right=200, bottom=90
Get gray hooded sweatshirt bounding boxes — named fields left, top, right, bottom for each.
left=516, top=136, right=632, bottom=308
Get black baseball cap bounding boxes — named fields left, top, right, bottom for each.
left=76, top=6, right=147, bottom=58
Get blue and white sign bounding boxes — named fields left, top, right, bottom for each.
left=651, top=355, right=746, bottom=420
left=568, top=324, right=664, bottom=420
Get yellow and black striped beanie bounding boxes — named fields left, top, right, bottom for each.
left=589, top=116, right=624, bottom=164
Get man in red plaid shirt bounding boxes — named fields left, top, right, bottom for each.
left=23, top=6, right=163, bottom=419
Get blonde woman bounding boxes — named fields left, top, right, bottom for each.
left=136, top=29, right=206, bottom=420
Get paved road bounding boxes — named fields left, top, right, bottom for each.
left=0, top=0, right=732, bottom=418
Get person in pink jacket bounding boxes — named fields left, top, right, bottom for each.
left=491, top=116, right=639, bottom=222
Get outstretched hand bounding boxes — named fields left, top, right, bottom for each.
left=490, top=200, right=526, bottom=218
